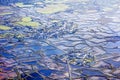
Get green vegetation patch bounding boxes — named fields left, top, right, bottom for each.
left=0, top=12, right=13, bottom=16
left=15, top=3, right=33, bottom=7
left=36, top=4, right=69, bottom=14
left=0, top=25, right=11, bottom=30
left=16, top=17, right=40, bottom=28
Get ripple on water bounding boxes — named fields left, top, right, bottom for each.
left=0, top=39, right=8, bottom=43
left=105, top=41, right=120, bottom=48
left=0, top=52, right=15, bottom=59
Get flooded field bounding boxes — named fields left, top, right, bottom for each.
left=0, top=0, right=120, bottom=80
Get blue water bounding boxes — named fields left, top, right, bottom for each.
left=0, top=52, right=15, bottom=59
left=0, top=0, right=32, bottom=5
left=21, top=69, right=55, bottom=80
left=0, top=39, right=7, bottom=43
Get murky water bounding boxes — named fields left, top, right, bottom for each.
left=0, top=0, right=120, bottom=80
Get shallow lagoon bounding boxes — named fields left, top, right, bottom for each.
left=0, top=0, right=120, bottom=80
